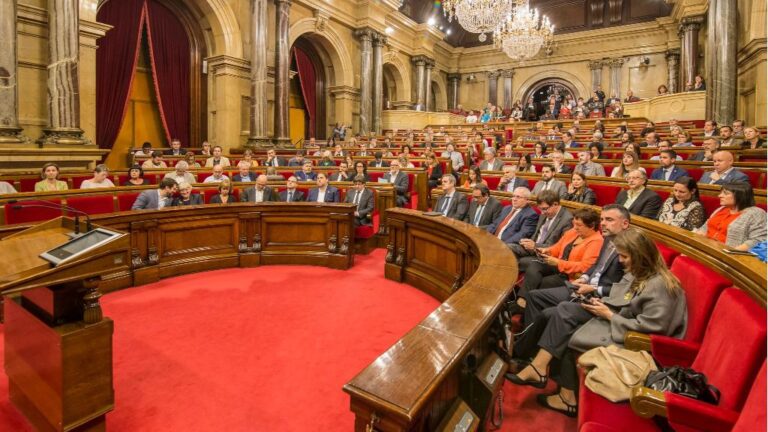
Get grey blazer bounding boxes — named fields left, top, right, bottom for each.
left=465, top=197, right=503, bottom=228
left=132, top=189, right=171, bottom=210
left=532, top=179, right=567, bottom=198
left=568, top=273, right=688, bottom=352
left=345, top=188, right=375, bottom=224
left=532, top=207, right=574, bottom=247
left=699, top=206, right=768, bottom=249
left=434, top=192, right=469, bottom=220
left=240, top=186, right=277, bottom=202
left=479, top=159, right=505, bottom=172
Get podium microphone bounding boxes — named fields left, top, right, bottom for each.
left=9, top=200, right=93, bottom=236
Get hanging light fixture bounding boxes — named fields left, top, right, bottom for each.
left=493, top=0, right=554, bottom=60
left=442, top=0, right=513, bottom=42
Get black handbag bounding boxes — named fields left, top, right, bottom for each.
left=644, top=366, right=721, bottom=405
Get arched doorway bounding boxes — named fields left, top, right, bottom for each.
left=383, top=64, right=400, bottom=110
left=290, top=37, right=327, bottom=141
left=520, top=78, right=579, bottom=119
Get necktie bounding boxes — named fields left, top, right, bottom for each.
left=473, top=204, right=485, bottom=226
left=592, top=242, right=616, bottom=282
left=494, top=208, right=519, bottom=237
left=537, top=218, right=552, bottom=243
left=543, top=181, right=550, bottom=190
left=288, top=191, right=293, bottom=202
left=353, top=191, right=361, bottom=207
left=441, top=195, right=452, bottom=216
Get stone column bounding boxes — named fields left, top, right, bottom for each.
left=0, top=0, right=28, bottom=144
left=424, top=59, right=434, bottom=111
left=588, top=60, right=604, bottom=92
left=371, top=32, right=386, bottom=134
left=706, top=0, right=737, bottom=123
left=273, top=0, right=292, bottom=147
left=502, top=70, right=514, bottom=109
left=487, top=71, right=499, bottom=106
left=412, top=56, right=426, bottom=111
left=679, top=15, right=704, bottom=92
left=38, top=0, right=90, bottom=146
left=355, top=28, right=373, bottom=134
left=608, top=58, right=624, bottom=98
left=248, top=0, right=271, bottom=147
left=447, top=73, right=461, bottom=110
left=665, top=49, right=680, bottom=93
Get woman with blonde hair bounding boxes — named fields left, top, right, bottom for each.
left=209, top=179, right=235, bottom=204
left=507, top=228, right=686, bottom=417
left=611, top=151, right=644, bottom=179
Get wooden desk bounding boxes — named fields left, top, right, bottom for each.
left=344, top=208, right=518, bottom=431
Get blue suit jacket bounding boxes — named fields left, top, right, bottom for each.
left=650, top=165, right=689, bottom=181
left=307, top=186, right=340, bottom=203
left=486, top=205, right=538, bottom=244
left=699, top=168, right=750, bottom=185
left=294, top=171, right=318, bottom=181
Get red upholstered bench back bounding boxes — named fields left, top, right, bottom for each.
left=669, top=255, right=730, bottom=343
left=684, top=167, right=703, bottom=181
left=69, top=175, right=91, bottom=189
left=18, top=177, right=39, bottom=192
left=196, top=173, right=208, bottom=183
left=731, top=361, right=766, bottom=432
left=202, top=189, right=219, bottom=203
left=743, top=170, right=763, bottom=189
left=67, top=195, right=116, bottom=215
left=485, top=176, right=501, bottom=190
left=590, top=184, right=621, bottom=206
left=5, top=199, right=63, bottom=224
left=655, top=242, right=680, bottom=267
left=699, top=195, right=721, bottom=216
left=691, top=288, right=767, bottom=410
left=117, top=192, right=140, bottom=211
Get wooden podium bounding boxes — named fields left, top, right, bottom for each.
left=0, top=217, right=130, bottom=432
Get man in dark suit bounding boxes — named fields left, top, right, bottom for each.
left=328, top=161, right=351, bottom=182
left=511, top=190, right=573, bottom=267
left=699, top=151, right=750, bottom=185
left=307, top=172, right=340, bottom=203
left=383, top=160, right=409, bottom=207
left=240, top=175, right=277, bottom=203
left=232, top=161, right=257, bottom=182
left=264, top=149, right=287, bottom=167
left=479, top=147, right=505, bottom=171
left=486, top=187, right=538, bottom=246
left=550, top=151, right=572, bottom=175
left=465, top=184, right=502, bottom=229
left=163, top=139, right=186, bottom=156
left=498, top=165, right=529, bottom=193
left=433, top=174, right=469, bottom=220
left=294, top=161, right=317, bottom=181
left=650, top=150, right=689, bottom=181
left=345, top=175, right=374, bottom=226
left=132, top=178, right=178, bottom=210
left=279, top=176, right=306, bottom=202
left=615, top=169, right=662, bottom=218
left=369, top=151, right=389, bottom=168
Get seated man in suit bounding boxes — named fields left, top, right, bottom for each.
left=689, top=138, right=720, bottom=162
left=532, top=165, right=567, bottom=198
left=132, top=178, right=178, bottom=210
left=294, top=160, right=317, bottom=181
left=465, top=184, right=503, bottom=229
left=650, top=150, right=689, bottom=181
left=240, top=174, right=276, bottom=203
left=345, top=175, right=375, bottom=226
left=328, top=161, right=351, bottom=182
left=203, top=165, right=229, bottom=183
left=332, top=144, right=347, bottom=158
left=573, top=151, right=606, bottom=177
left=232, top=161, right=257, bottom=182
left=204, top=146, right=231, bottom=168
left=369, top=151, right=389, bottom=168
left=486, top=187, right=538, bottom=247
left=163, top=139, right=186, bottom=156
left=264, top=149, right=287, bottom=167
left=699, top=151, right=750, bottom=185
left=479, top=147, right=505, bottom=171
left=511, top=190, right=573, bottom=270
left=163, top=160, right=197, bottom=185
left=615, top=169, right=662, bottom=218
left=307, top=172, right=340, bottom=203
left=279, top=176, right=306, bottom=202
left=498, top=165, right=529, bottom=193
left=433, top=174, right=469, bottom=220
left=550, top=151, right=573, bottom=175
left=288, top=150, right=306, bottom=167
left=383, top=160, right=409, bottom=207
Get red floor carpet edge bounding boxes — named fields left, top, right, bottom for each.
left=0, top=249, right=575, bottom=431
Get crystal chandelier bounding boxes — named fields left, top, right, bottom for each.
left=493, top=0, right=554, bottom=60
left=442, top=0, right=513, bottom=42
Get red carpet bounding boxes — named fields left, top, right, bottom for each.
left=0, top=249, right=575, bottom=431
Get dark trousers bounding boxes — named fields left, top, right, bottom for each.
left=514, top=298, right=594, bottom=391
left=519, top=259, right=568, bottom=298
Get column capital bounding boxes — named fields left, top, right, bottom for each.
left=587, top=60, right=604, bottom=70
left=373, top=32, right=388, bottom=46
left=411, top=55, right=429, bottom=66
left=447, top=73, right=462, bottom=81
left=679, top=15, right=704, bottom=33
left=486, top=70, right=500, bottom=79
left=274, top=0, right=292, bottom=5
left=501, top=69, right=515, bottom=78
left=607, top=58, right=625, bottom=69
left=354, top=27, right=376, bottom=42
left=665, top=48, right=681, bottom=59
left=424, top=59, right=435, bottom=69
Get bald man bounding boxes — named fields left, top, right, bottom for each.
left=699, top=151, right=750, bottom=185
left=240, top=174, right=277, bottom=202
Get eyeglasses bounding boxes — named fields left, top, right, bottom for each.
left=538, top=205, right=551, bottom=212
left=511, top=195, right=526, bottom=199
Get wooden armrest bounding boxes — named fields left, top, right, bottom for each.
left=624, top=331, right=652, bottom=351
left=630, top=386, right=667, bottom=418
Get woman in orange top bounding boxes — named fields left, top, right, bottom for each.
left=462, top=165, right=488, bottom=189
left=516, top=208, right=604, bottom=307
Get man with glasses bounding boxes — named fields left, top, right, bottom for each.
left=615, top=169, right=662, bottom=218
left=465, top=184, right=502, bottom=229
left=511, top=190, right=574, bottom=270
left=345, top=175, right=374, bottom=226
left=384, top=160, right=409, bottom=207
left=486, top=187, right=538, bottom=246
left=279, top=176, right=305, bottom=202
left=433, top=174, right=469, bottom=220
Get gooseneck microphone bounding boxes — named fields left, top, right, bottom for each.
left=8, top=199, right=93, bottom=235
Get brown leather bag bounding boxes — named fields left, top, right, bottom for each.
left=578, top=345, right=657, bottom=402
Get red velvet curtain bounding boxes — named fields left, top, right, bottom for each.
left=145, top=0, right=191, bottom=147
left=293, top=47, right=316, bottom=136
left=96, top=0, right=146, bottom=149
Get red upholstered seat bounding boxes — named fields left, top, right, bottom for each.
left=69, top=175, right=91, bottom=189
left=654, top=242, right=679, bottom=267
left=117, top=192, right=140, bottom=211
left=685, top=167, right=704, bottom=182
left=743, top=170, right=762, bottom=189
left=699, top=195, right=721, bottom=216
left=67, top=195, right=116, bottom=215
left=18, top=177, right=39, bottom=192
left=368, top=172, right=384, bottom=182
left=731, top=361, right=766, bottom=432
left=202, top=189, right=219, bottom=203
left=590, top=184, right=621, bottom=206
left=4, top=199, right=63, bottom=224
left=485, top=176, right=501, bottom=190
left=655, top=189, right=670, bottom=203
left=196, top=173, right=208, bottom=183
